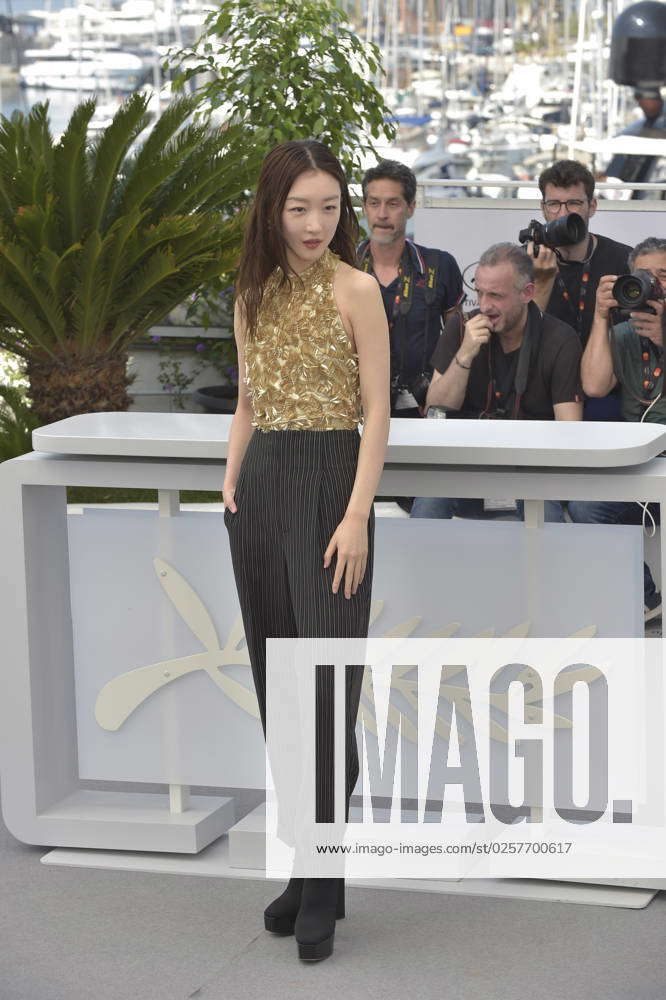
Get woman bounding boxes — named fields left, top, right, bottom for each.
left=223, top=139, right=390, bottom=962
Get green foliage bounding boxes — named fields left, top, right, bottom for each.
left=0, top=382, right=40, bottom=461
left=152, top=332, right=238, bottom=410
left=66, top=486, right=221, bottom=503
left=0, top=93, right=261, bottom=364
left=183, top=280, right=234, bottom=330
left=168, top=0, right=396, bottom=185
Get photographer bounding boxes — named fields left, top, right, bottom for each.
left=527, top=160, right=631, bottom=420
left=359, top=160, right=463, bottom=420
left=410, top=242, right=582, bottom=522
left=568, top=237, right=666, bottom=621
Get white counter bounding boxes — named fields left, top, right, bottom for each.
left=31, top=412, right=666, bottom=468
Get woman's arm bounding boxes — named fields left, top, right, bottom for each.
left=324, top=269, right=390, bottom=598
left=342, top=271, right=391, bottom=520
left=222, top=299, right=257, bottom=513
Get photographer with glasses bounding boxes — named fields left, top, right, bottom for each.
left=410, top=243, right=582, bottom=523
left=526, top=160, right=631, bottom=420
left=568, top=237, right=666, bottom=622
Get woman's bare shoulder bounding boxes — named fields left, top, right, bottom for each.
left=334, top=261, right=381, bottom=298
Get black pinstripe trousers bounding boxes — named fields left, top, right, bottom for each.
left=224, top=428, right=374, bottom=824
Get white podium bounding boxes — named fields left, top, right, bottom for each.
left=2, top=413, right=666, bottom=904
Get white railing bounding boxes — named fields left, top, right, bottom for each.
left=414, top=178, right=666, bottom=206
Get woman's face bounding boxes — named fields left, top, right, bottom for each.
left=280, top=169, right=342, bottom=273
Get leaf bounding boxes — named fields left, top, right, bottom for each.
left=0, top=242, right=67, bottom=345
left=51, top=100, right=95, bottom=246
left=70, top=231, right=104, bottom=348
left=165, top=0, right=395, bottom=176
left=87, top=92, right=152, bottom=232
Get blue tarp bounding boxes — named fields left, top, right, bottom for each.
left=385, top=113, right=433, bottom=126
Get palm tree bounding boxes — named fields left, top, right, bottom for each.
left=0, top=92, right=255, bottom=424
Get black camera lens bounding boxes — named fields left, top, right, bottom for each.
left=613, top=269, right=660, bottom=310
left=518, top=212, right=587, bottom=249
left=543, top=212, right=587, bottom=248
left=620, top=278, right=642, bottom=302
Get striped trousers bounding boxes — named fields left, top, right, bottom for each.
left=224, top=428, right=375, bottom=824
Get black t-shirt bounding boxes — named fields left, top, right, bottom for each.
left=545, top=233, right=631, bottom=347
left=430, top=307, right=583, bottom=420
left=358, top=239, right=463, bottom=381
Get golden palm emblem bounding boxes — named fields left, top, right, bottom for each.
left=95, top=557, right=598, bottom=744
left=95, top=557, right=257, bottom=730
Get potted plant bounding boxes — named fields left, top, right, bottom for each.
left=190, top=335, right=238, bottom=413
left=183, top=278, right=238, bottom=412
left=0, top=93, right=259, bottom=425
left=168, top=0, right=397, bottom=187
left=146, top=326, right=238, bottom=412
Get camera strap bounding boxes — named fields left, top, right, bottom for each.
left=483, top=302, right=542, bottom=418
left=419, top=248, right=441, bottom=375
left=392, top=246, right=416, bottom=380
left=358, top=238, right=410, bottom=382
left=358, top=239, right=441, bottom=380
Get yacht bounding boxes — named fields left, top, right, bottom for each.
left=20, top=43, right=148, bottom=92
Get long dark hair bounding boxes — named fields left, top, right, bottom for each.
left=235, top=140, right=359, bottom=341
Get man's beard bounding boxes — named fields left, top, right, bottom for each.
left=372, top=226, right=402, bottom=244
left=486, top=304, right=525, bottom=337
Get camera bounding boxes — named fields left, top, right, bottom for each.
left=612, top=269, right=663, bottom=313
left=390, top=371, right=431, bottom=410
left=518, top=212, right=587, bottom=252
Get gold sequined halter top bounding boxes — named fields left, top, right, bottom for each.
left=243, top=247, right=362, bottom=431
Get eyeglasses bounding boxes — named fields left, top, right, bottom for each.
left=542, top=198, right=589, bottom=213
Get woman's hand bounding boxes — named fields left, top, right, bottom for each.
left=323, top=512, right=368, bottom=599
left=223, top=482, right=238, bottom=514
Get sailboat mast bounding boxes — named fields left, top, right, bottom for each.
left=392, top=0, right=399, bottom=92
left=569, top=0, right=588, bottom=157
left=417, top=0, right=424, bottom=114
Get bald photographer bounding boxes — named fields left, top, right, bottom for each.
left=410, top=242, right=582, bottom=522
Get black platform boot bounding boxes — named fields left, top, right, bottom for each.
left=294, top=877, right=345, bottom=961
left=263, top=877, right=305, bottom=934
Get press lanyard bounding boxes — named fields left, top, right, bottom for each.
left=609, top=313, right=665, bottom=411
left=638, top=336, right=663, bottom=401
left=480, top=302, right=542, bottom=419
left=485, top=343, right=521, bottom=417
left=555, top=236, right=593, bottom=337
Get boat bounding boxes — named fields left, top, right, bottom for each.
left=574, top=132, right=666, bottom=200
left=18, top=0, right=208, bottom=93
left=20, top=44, right=148, bottom=92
